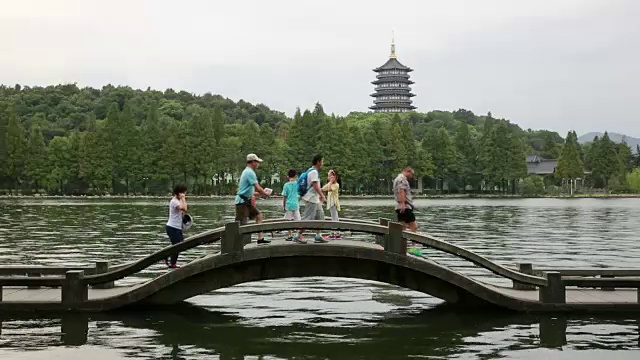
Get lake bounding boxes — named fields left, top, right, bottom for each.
left=0, top=197, right=639, bottom=359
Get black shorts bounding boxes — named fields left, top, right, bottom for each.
left=395, top=208, right=416, bottom=224
left=235, top=203, right=260, bottom=224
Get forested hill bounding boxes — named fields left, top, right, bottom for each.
left=0, top=84, right=288, bottom=141
left=2, top=83, right=635, bottom=196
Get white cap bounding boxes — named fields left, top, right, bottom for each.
left=246, top=153, right=263, bottom=162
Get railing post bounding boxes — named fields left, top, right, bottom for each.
left=376, top=218, right=389, bottom=246
left=62, top=270, right=88, bottom=307
left=93, top=261, right=114, bottom=289
left=235, top=219, right=252, bottom=245
left=222, top=222, right=244, bottom=254
left=28, top=273, right=41, bottom=289
left=637, top=288, right=640, bottom=304
left=600, top=275, right=615, bottom=291
left=539, top=271, right=565, bottom=304
left=0, top=286, right=3, bottom=301
left=384, top=222, right=406, bottom=255
left=513, top=263, right=535, bottom=290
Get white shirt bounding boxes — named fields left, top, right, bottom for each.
left=166, top=198, right=183, bottom=229
left=302, top=168, right=321, bottom=204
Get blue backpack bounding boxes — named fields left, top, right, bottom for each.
left=297, top=167, right=314, bottom=197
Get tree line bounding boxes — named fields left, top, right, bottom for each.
left=0, top=84, right=638, bottom=196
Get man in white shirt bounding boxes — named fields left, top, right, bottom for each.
left=294, top=154, right=327, bottom=243
left=393, top=167, right=417, bottom=232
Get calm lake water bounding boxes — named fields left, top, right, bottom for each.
left=0, top=197, right=639, bottom=359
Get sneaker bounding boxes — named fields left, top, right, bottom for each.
left=314, top=235, right=329, bottom=243
left=257, top=238, right=271, bottom=245
left=285, top=236, right=293, bottom=242
left=168, top=264, right=180, bottom=269
left=292, top=235, right=307, bottom=244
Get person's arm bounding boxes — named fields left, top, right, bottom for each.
left=321, top=183, right=329, bottom=191
left=282, top=191, right=287, bottom=210
left=313, top=181, right=326, bottom=202
left=176, top=196, right=188, bottom=212
left=249, top=171, right=269, bottom=197
left=396, top=186, right=406, bottom=212
left=253, top=183, right=269, bottom=197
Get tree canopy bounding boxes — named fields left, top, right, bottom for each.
left=0, top=83, right=636, bottom=195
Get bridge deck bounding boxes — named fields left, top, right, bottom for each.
left=1, top=239, right=638, bottom=307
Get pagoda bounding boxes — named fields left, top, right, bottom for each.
left=369, top=38, right=416, bottom=113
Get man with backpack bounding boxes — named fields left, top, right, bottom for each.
left=293, top=154, right=328, bottom=244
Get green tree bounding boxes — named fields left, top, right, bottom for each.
left=628, top=168, right=640, bottom=193
left=0, top=101, right=11, bottom=188
left=591, top=132, right=619, bottom=189
left=79, top=116, right=112, bottom=193
left=6, top=105, right=26, bottom=191
left=47, top=136, right=73, bottom=194
left=617, top=141, right=633, bottom=182
left=540, top=132, right=561, bottom=159
left=556, top=130, right=583, bottom=194
left=161, top=121, right=189, bottom=185
left=25, top=122, right=49, bottom=191
left=454, top=122, right=479, bottom=191
left=423, top=127, right=456, bottom=192
left=185, top=105, right=215, bottom=194
left=506, top=132, right=527, bottom=194
left=140, top=101, right=164, bottom=193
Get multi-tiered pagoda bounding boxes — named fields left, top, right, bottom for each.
left=370, top=39, right=416, bottom=113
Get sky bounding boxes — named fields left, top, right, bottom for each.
left=1, top=0, right=639, bottom=137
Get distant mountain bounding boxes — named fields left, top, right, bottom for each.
left=578, top=132, right=640, bottom=153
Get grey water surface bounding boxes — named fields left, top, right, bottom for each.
left=0, top=197, right=639, bottom=359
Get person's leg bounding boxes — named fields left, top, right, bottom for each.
left=284, top=211, right=293, bottom=238
left=250, top=206, right=269, bottom=244
left=255, top=211, right=264, bottom=240
left=329, top=206, right=339, bottom=237
left=405, top=209, right=417, bottom=232
left=314, top=204, right=328, bottom=242
left=167, top=227, right=184, bottom=266
left=330, top=206, right=338, bottom=221
left=294, top=205, right=313, bottom=243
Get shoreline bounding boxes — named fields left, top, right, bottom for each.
left=1, top=194, right=640, bottom=200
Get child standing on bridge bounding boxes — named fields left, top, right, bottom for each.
left=282, top=169, right=302, bottom=242
left=166, top=184, right=188, bottom=269
left=322, top=169, right=341, bottom=239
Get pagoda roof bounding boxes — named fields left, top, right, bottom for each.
left=372, top=78, right=414, bottom=85
left=373, top=58, right=413, bottom=72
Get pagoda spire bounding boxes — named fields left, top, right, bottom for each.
left=390, top=32, right=396, bottom=59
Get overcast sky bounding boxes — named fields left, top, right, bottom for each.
left=1, top=0, right=638, bottom=136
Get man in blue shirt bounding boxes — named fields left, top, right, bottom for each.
left=235, top=153, right=271, bottom=244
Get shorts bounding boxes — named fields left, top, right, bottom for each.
left=302, top=202, right=324, bottom=221
left=284, top=209, right=301, bottom=221
left=235, top=202, right=260, bottom=224
left=395, top=208, right=416, bottom=224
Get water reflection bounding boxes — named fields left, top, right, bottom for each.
left=1, top=307, right=639, bottom=359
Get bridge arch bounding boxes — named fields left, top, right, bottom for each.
left=126, top=244, right=514, bottom=310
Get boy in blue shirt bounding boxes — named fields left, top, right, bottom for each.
left=281, top=169, right=303, bottom=242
